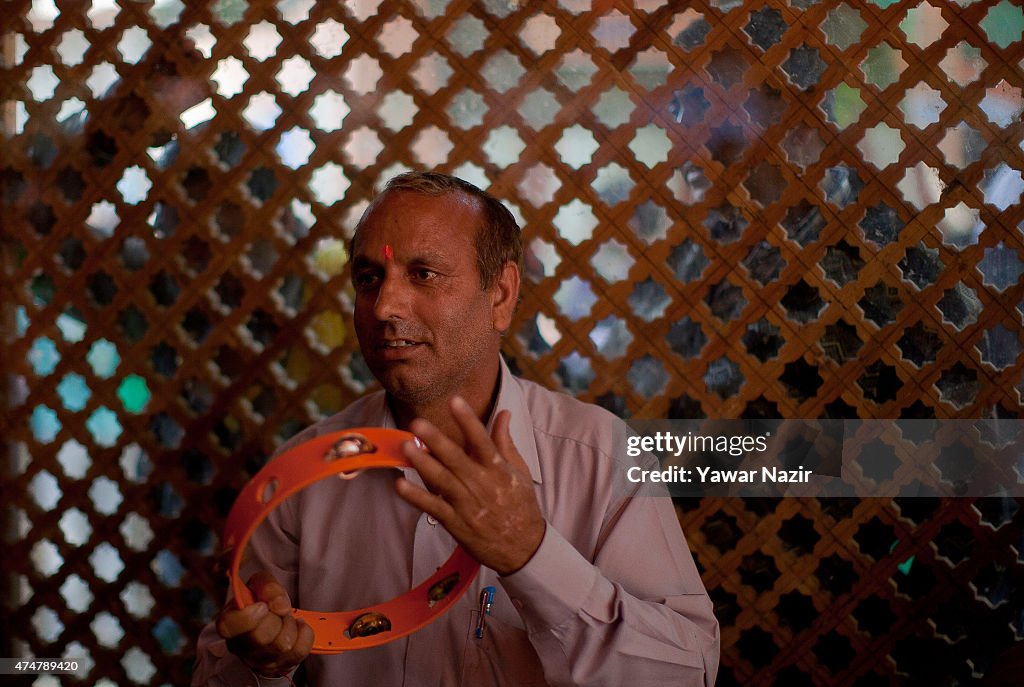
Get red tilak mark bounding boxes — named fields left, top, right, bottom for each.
left=384, top=244, right=394, bottom=260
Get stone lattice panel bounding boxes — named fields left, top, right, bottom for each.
left=2, top=0, right=1024, bottom=684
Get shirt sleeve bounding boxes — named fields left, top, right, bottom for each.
left=498, top=496, right=719, bottom=687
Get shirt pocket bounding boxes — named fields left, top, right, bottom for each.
left=459, top=595, right=549, bottom=687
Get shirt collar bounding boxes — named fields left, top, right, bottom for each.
left=488, top=355, right=542, bottom=485
left=377, top=356, right=542, bottom=485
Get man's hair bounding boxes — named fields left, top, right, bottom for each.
left=353, top=171, right=523, bottom=289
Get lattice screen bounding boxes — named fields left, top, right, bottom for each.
left=3, top=0, right=1024, bottom=685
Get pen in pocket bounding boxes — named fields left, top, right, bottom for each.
left=475, top=586, right=495, bottom=639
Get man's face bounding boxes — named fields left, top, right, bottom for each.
left=351, top=191, right=511, bottom=406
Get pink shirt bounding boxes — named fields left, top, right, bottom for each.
left=193, top=359, right=719, bottom=686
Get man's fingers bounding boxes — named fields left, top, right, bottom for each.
left=271, top=615, right=299, bottom=654
left=409, top=417, right=478, bottom=469
left=294, top=620, right=315, bottom=657
left=216, top=570, right=312, bottom=676
left=246, top=572, right=291, bottom=614
left=401, top=439, right=466, bottom=498
left=256, top=619, right=314, bottom=677
left=249, top=612, right=286, bottom=647
left=216, top=602, right=269, bottom=639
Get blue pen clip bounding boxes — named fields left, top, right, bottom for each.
left=475, top=586, right=496, bottom=639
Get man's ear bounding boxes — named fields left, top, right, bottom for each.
left=490, top=262, right=520, bottom=333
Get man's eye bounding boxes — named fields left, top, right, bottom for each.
left=353, top=272, right=379, bottom=288
left=413, top=268, right=437, bottom=281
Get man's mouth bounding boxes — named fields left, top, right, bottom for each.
left=381, top=339, right=421, bottom=348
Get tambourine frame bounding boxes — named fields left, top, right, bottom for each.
left=222, top=427, right=480, bottom=654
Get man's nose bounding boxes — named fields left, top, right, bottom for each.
left=372, top=273, right=410, bottom=321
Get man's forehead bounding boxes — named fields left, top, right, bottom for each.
left=353, top=190, right=481, bottom=251
left=373, top=188, right=479, bottom=217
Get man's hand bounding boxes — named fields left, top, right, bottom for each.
left=395, top=396, right=546, bottom=575
left=215, top=571, right=314, bottom=677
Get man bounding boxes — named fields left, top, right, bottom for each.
left=193, top=172, right=719, bottom=686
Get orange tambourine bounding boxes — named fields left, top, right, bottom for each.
left=222, top=428, right=480, bottom=654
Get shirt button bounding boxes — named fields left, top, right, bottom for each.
left=512, top=597, right=524, bottom=610
left=426, top=515, right=438, bottom=526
